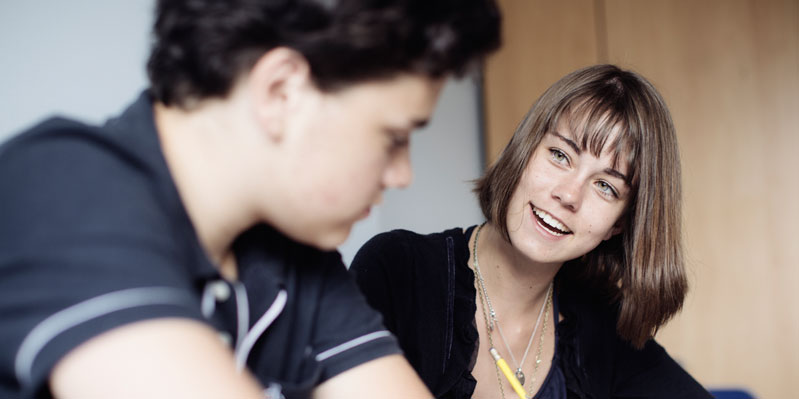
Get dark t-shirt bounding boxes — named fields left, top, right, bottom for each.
left=0, top=92, right=400, bottom=399
left=350, top=227, right=713, bottom=399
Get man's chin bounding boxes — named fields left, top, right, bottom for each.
left=302, top=226, right=353, bottom=252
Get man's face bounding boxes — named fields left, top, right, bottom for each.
left=269, top=73, right=445, bottom=249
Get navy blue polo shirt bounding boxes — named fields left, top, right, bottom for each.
left=0, top=92, right=400, bottom=399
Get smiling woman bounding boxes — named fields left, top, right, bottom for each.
left=350, top=64, right=712, bottom=399
left=504, top=117, right=632, bottom=267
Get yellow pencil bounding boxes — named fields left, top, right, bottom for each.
left=489, top=347, right=527, bottom=399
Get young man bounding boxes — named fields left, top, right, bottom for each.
left=0, top=1, right=501, bottom=398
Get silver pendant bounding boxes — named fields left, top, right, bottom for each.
left=515, top=368, right=525, bottom=385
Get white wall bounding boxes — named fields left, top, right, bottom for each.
left=0, top=1, right=153, bottom=136
left=0, top=1, right=485, bottom=265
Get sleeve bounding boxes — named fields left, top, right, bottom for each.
left=310, top=251, right=403, bottom=383
left=349, top=230, right=451, bottom=391
left=348, top=231, right=413, bottom=334
left=0, top=128, right=206, bottom=396
left=560, top=276, right=712, bottom=398
left=611, top=337, right=713, bottom=399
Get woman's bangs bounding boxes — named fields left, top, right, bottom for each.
left=563, top=98, right=639, bottom=187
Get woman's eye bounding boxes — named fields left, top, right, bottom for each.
left=596, top=180, right=618, bottom=198
left=549, top=149, right=569, bottom=165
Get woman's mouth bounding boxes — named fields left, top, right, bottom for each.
left=531, top=204, right=572, bottom=236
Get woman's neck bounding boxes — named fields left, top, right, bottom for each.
left=470, top=222, right=560, bottom=318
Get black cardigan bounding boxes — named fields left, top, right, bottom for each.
left=350, top=226, right=712, bottom=399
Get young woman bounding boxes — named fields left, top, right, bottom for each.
left=351, top=64, right=712, bottom=398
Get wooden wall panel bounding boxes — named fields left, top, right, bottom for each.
left=483, top=1, right=799, bottom=397
left=483, top=0, right=600, bottom=163
left=603, top=2, right=799, bottom=397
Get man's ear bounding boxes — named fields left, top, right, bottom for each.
left=248, top=47, right=312, bottom=141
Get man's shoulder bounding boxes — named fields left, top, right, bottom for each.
left=2, top=92, right=160, bottom=175
left=0, top=111, right=182, bottom=255
left=1, top=116, right=102, bottom=154
left=1, top=114, right=147, bottom=174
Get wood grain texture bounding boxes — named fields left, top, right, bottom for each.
left=483, top=0, right=599, bottom=163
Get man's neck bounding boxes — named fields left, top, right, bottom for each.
left=153, top=100, right=262, bottom=278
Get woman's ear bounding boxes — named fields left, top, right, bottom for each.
left=603, top=219, right=625, bottom=241
left=248, top=47, right=312, bottom=142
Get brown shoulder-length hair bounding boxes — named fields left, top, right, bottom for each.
left=475, top=64, right=686, bottom=348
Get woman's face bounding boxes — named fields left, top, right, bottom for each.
left=505, top=118, right=632, bottom=266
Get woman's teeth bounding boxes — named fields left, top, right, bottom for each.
left=533, top=207, right=572, bottom=235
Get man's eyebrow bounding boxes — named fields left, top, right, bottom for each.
left=388, top=119, right=429, bottom=133
left=551, top=130, right=581, bottom=154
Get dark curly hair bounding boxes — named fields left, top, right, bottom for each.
left=147, top=0, right=502, bottom=108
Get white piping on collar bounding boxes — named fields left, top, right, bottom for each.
left=232, top=281, right=249, bottom=352
left=201, top=282, right=217, bottom=319
left=234, top=289, right=287, bottom=371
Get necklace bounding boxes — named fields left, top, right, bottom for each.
left=473, top=223, right=553, bottom=399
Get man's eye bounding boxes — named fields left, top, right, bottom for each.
left=386, top=130, right=410, bottom=150
left=392, top=135, right=409, bottom=147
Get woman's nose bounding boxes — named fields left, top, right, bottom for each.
left=552, top=176, right=582, bottom=212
